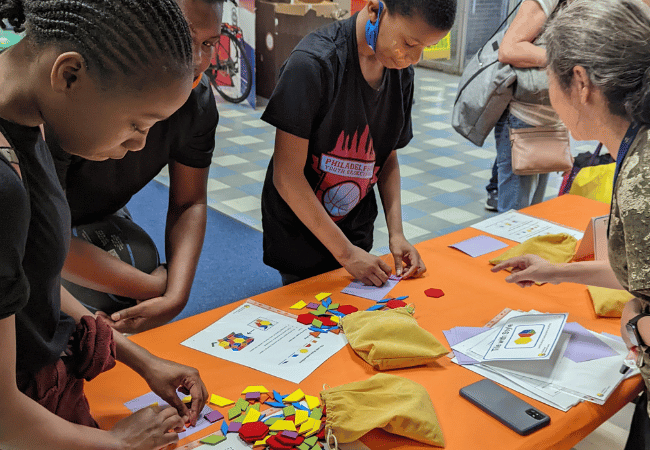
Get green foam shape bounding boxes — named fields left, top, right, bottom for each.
left=283, top=405, right=296, bottom=417
left=228, top=407, right=241, bottom=420
left=201, top=434, right=226, bottom=445
left=310, top=408, right=322, bottom=420
left=312, top=319, right=323, bottom=328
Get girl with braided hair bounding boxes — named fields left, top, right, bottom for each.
left=0, top=1, right=209, bottom=449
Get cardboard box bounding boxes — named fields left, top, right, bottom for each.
left=255, top=0, right=342, bottom=98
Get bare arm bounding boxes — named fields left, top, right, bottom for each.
left=0, top=316, right=122, bottom=450
left=492, top=255, right=624, bottom=289
left=163, top=162, right=208, bottom=316
left=100, top=163, right=208, bottom=333
left=62, top=237, right=166, bottom=300
left=376, top=151, right=426, bottom=278
left=498, top=0, right=548, bottom=68
left=272, top=129, right=391, bottom=285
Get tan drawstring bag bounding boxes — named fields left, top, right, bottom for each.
left=340, top=306, right=448, bottom=370
left=321, top=373, right=445, bottom=447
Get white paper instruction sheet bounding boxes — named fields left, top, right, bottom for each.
left=181, top=302, right=348, bottom=384
left=471, top=210, right=583, bottom=243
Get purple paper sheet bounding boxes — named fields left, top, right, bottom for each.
left=341, top=275, right=401, bottom=301
left=443, top=326, right=492, bottom=365
left=563, top=322, right=618, bottom=363
left=449, top=235, right=509, bottom=258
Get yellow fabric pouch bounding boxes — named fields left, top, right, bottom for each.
left=587, top=285, right=633, bottom=317
left=321, top=373, right=445, bottom=447
left=489, top=233, right=578, bottom=267
left=340, top=306, right=448, bottom=370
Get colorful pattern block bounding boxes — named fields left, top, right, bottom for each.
left=218, top=332, right=254, bottom=351
left=210, top=394, right=234, bottom=407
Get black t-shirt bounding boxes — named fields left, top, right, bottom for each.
left=260, top=14, right=414, bottom=277
left=52, top=74, right=218, bottom=225
left=0, top=117, right=76, bottom=374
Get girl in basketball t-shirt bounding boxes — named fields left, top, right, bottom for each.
left=261, top=0, right=456, bottom=285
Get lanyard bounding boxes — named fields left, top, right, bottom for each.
left=609, top=122, right=642, bottom=235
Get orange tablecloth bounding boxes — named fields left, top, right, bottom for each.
left=85, top=195, right=642, bottom=449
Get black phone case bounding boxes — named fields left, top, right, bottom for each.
left=460, top=379, right=551, bottom=436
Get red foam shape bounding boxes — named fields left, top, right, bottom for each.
left=424, top=288, right=445, bottom=298
left=276, top=433, right=305, bottom=446
left=238, top=422, right=269, bottom=442
left=336, top=305, right=359, bottom=315
left=297, top=313, right=315, bottom=325
left=266, top=435, right=295, bottom=450
left=386, top=300, right=407, bottom=309
left=317, top=422, right=326, bottom=440
left=319, top=316, right=336, bottom=327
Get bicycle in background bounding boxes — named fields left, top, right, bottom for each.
left=206, top=0, right=253, bottom=104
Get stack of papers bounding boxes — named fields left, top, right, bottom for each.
left=445, top=310, right=639, bottom=411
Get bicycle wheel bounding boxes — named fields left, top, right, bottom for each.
left=212, top=28, right=253, bottom=104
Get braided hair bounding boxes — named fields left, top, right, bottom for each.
left=0, top=0, right=193, bottom=86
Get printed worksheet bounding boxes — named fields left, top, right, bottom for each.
left=181, top=302, right=348, bottom=383
left=471, top=210, right=583, bottom=243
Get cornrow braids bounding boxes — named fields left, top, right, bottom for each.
left=0, top=0, right=193, bottom=86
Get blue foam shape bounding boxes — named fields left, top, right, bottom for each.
left=367, top=304, right=384, bottom=311
left=265, top=401, right=286, bottom=408
left=293, top=403, right=310, bottom=411
left=376, top=298, right=392, bottom=303
left=395, top=296, right=409, bottom=300
left=322, top=297, right=332, bottom=308
left=309, top=326, right=328, bottom=333
left=273, top=390, right=286, bottom=403
left=328, top=309, right=345, bottom=317
left=221, top=420, right=229, bottom=435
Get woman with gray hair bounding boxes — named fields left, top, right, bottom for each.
left=491, top=0, right=650, bottom=446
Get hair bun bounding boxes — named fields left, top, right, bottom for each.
left=626, top=66, right=650, bottom=126
left=0, top=0, right=26, bottom=32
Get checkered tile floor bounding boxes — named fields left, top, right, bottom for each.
left=154, top=67, right=598, bottom=255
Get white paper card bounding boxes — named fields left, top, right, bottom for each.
left=471, top=210, right=583, bottom=243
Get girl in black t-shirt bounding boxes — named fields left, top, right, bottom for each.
left=261, top=0, right=456, bottom=285
left=0, top=1, right=208, bottom=449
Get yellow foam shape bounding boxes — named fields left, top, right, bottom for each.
left=305, top=419, right=321, bottom=437
left=242, top=385, right=269, bottom=394
left=331, top=316, right=340, bottom=324
left=150, top=402, right=158, bottom=407
left=294, top=409, right=309, bottom=426
left=304, top=394, right=320, bottom=410
left=254, top=436, right=270, bottom=447
left=182, top=395, right=192, bottom=404
left=315, top=292, right=331, bottom=301
left=242, top=408, right=261, bottom=424
left=299, top=418, right=316, bottom=434
left=269, top=420, right=297, bottom=432
left=210, top=394, right=234, bottom=407
left=290, top=300, right=307, bottom=310
left=283, top=388, right=305, bottom=403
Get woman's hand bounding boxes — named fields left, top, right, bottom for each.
left=491, top=254, right=560, bottom=287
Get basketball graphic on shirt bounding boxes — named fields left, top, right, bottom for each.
left=323, top=182, right=361, bottom=216
left=311, top=125, right=379, bottom=221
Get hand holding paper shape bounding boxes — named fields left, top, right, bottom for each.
left=341, top=275, right=401, bottom=301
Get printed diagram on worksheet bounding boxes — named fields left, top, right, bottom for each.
left=182, top=302, right=347, bottom=383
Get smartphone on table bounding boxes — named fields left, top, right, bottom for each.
left=460, top=379, right=550, bottom=436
